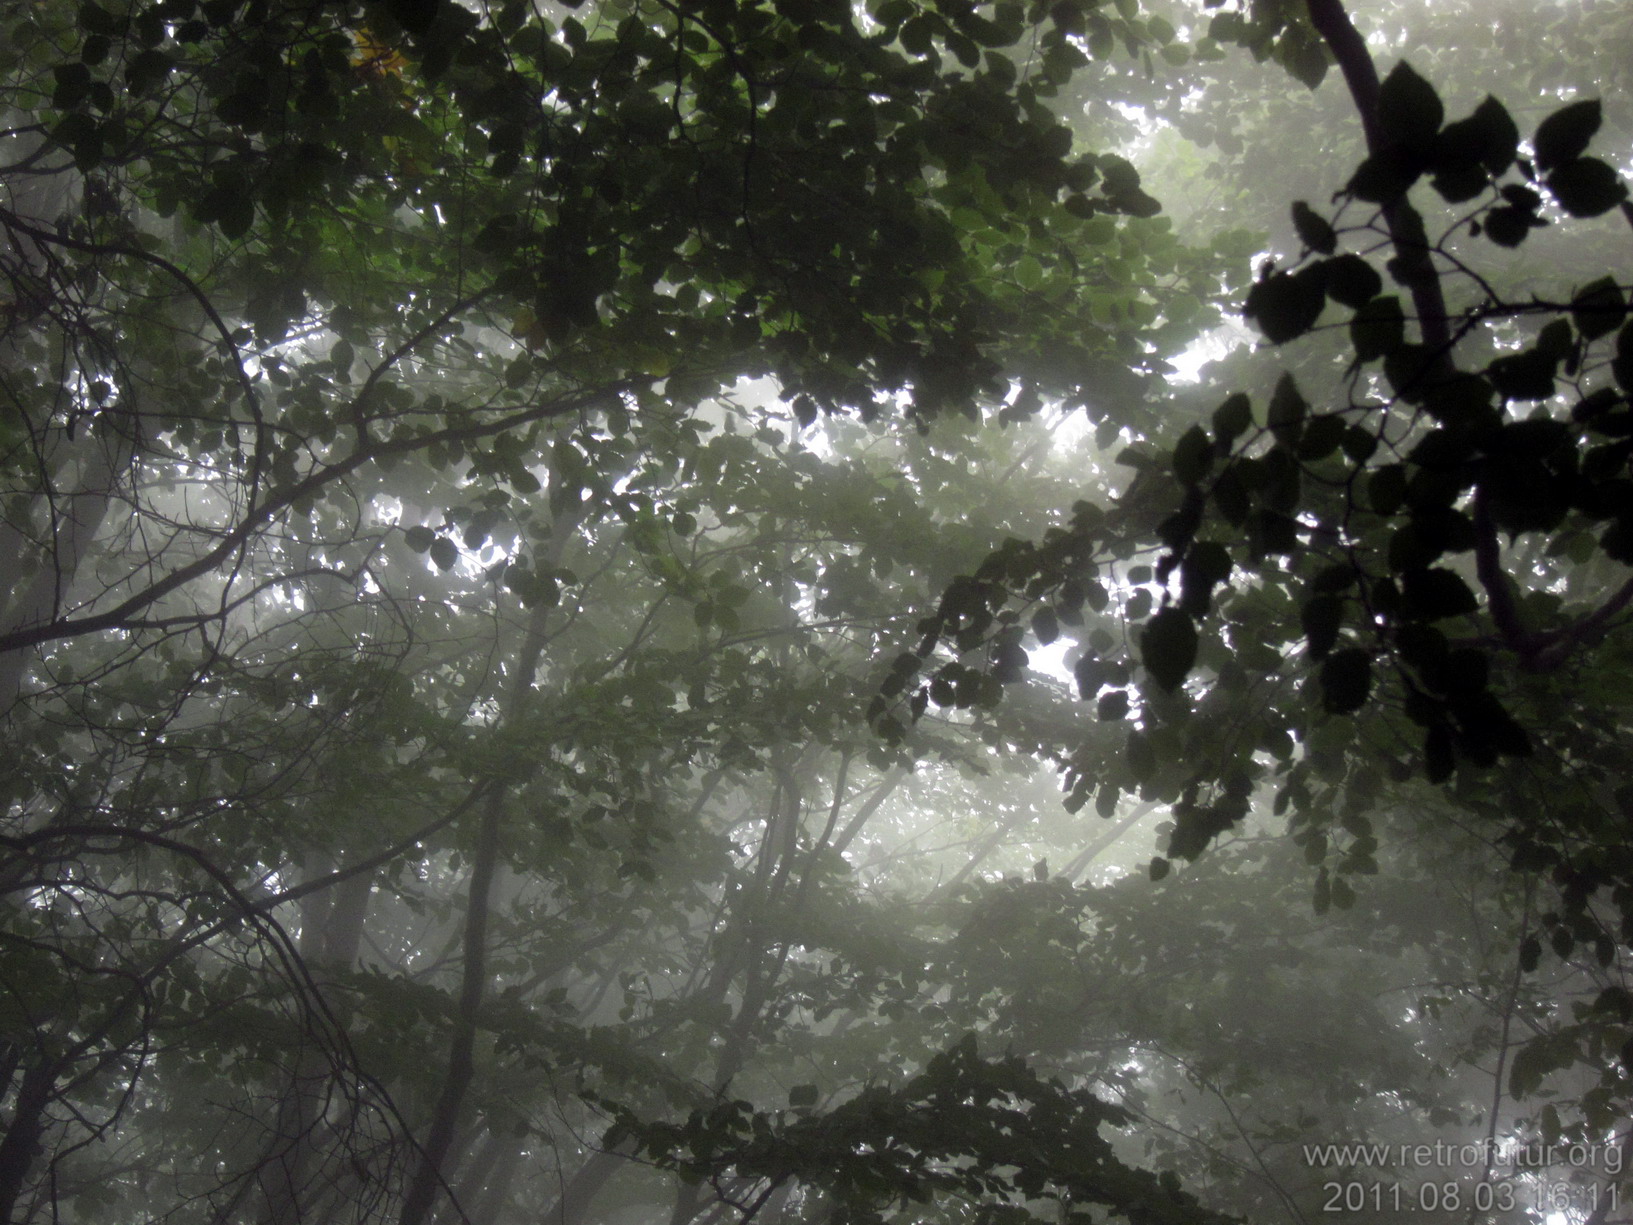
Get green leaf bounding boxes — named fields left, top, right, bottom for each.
left=788, top=1084, right=819, bottom=1108
left=1546, top=157, right=1628, bottom=218
left=1319, top=648, right=1372, bottom=714
left=1140, top=607, right=1197, bottom=692
left=1291, top=201, right=1336, bottom=255
left=1148, top=856, right=1170, bottom=882
left=1097, top=689, right=1129, bottom=721
left=404, top=525, right=436, bottom=553
left=1376, top=61, right=1443, bottom=154
left=1533, top=98, right=1601, bottom=172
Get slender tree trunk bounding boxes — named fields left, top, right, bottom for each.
left=466, top=1142, right=523, bottom=1225
left=0, top=1060, right=57, bottom=1225
left=541, top=1142, right=635, bottom=1225
left=258, top=858, right=374, bottom=1225
left=399, top=503, right=583, bottom=1225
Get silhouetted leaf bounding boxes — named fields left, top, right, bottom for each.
left=1212, top=393, right=1252, bottom=441
left=1322, top=255, right=1381, bottom=309
left=430, top=537, right=459, bottom=571
left=1319, top=648, right=1371, bottom=714
left=1291, top=201, right=1336, bottom=254
left=1301, top=594, right=1343, bottom=660
left=1350, top=295, right=1405, bottom=362
left=1533, top=98, right=1601, bottom=172
left=1441, top=96, right=1518, bottom=176
left=1244, top=266, right=1325, bottom=344
left=1140, top=607, right=1197, bottom=692
left=1171, top=424, right=1212, bottom=485
left=1376, top=60, right=1443, bottom=154
left=1482, top=204, right=1534, bottom=247
left=1402, top=567, right=1478, bottom=621
left=1546, top=157, right=1628, bottom=218
left=1572, top=276, right=1627, bottom=342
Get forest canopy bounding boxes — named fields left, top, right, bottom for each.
left=2, top=0, right=1632, bottom=1224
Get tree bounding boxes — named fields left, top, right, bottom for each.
left=0, top=0, right=1241, bottom=1222
left=883, top=0, right=1633, bottom=1184
left=5, top=0, right=1631, bottom=1223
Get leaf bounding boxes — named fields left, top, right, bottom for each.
left=1402, top=567, right=1479, bottom=621
left=1425, top=722, right=1455, bottom=782
left=1482, top=205, right=1534, bottom=248
left=1301, top=594, right=1343, bottom=660
left=1148, top=856, right=1170, bottom=882
left=1140, top=607, right=1197, bottom=692
left=1321, top=255, right=1381, bottom=309
left=1438, top=96, right=1518, bottom=177
left=1532, top=98, right=1601, bottom=173
left=1486, top=347, right=1558, bottom=401
left=1546, top=157, right=1628, bottom=218
left=1179, top=540, right=1231, bottom=616
left=53, top=62, right=93, bottom=109
left=1350, top=295, right=1405, bottom=362
left=788, top=1084, right=819, bottom=1108
left=1290, top=201, right=1336, bottom=254
left=1376, top=60, right=1443, bottom=154
left=1212, top=393, right=1252, bottom=441
left=429, top=537, right=459, bottom=571
left=404, top=525, right=436, bottom=553
left=1429, top=158, right=1489, bottom=205
left=1572, top=277, right=1627, bottom=343
left=1348, top=149, right=1419, bottom=204
left=1266, top=374, right=1306, bottom=444
left=1171, top=425, right=1212, bottom=486
left=1243, top=266, right=1325, bottom=344
left=389, top=0, right=440, bottom=35
left=1030, top=606, right=1059, bottom=646
left=1519, top=934, right=1542, bottom=973
left=1319, top=648, right=1372, bottom=714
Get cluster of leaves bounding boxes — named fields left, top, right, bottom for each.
left=884, top=60, right=1632, bottom=843
left=601, top=1033, right=1232, bottom=1225
left=871, top=32, right=1633, bottom=1138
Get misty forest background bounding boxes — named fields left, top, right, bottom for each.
left=3, top=0, right=1633, bottom=1222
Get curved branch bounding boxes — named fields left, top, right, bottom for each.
left=1302, top=0, right=1450, bottom=353
left=0, top=379, right=629, bottom=657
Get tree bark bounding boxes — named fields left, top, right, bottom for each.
left=0, top=1060, right=57, bottom=1225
